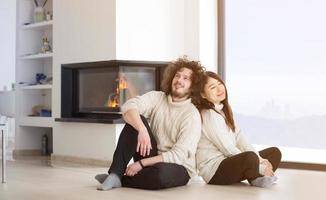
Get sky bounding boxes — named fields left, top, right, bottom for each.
left=225, top=0, right=326, bottom=119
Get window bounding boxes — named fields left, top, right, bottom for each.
left=224, top=0, right=326, bottom=163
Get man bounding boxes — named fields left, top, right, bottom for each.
left=96, top=57, right=204, bottom=190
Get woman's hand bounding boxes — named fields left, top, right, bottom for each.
left=137, top=126, right=152, bottom=156
left=261, top=159, right=274, bottom=176
left=264, top=166, right=274, bottom=177
left=125, top=161, right=143, bottom=176
left=261, top=159, right=273, bottom=171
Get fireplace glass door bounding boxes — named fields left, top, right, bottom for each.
left=78, top=66, right=156, bottom=114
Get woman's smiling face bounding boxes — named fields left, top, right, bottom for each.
left=202, top=77, right=226, bottom=104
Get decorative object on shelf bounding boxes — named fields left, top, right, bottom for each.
left=43, top=76, right=53, bottom=84
left=40, top=109, right=51, bottom=117
left=18, top=81, right=33, bottom=87
left=36, top=73, right=47, bottom=84
left=33, top=0, right=48, bottom=23
left=33, top=6, right=45, bottom=23
left=30, top=105, right=51, bottom=117
left=46, top=11, right=52, bottom=21
left=35, top=73, right=52, bottom=85
left=30, top=105, right=45, bottom=116
left=41, top=134, right=49, bottom=155
left=41, top=36, right=51, bottom=53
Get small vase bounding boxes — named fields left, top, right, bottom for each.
left=34, top=6, right=45, bottom=23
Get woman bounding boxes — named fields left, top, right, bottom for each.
left=196, top=71, right=282, bottom=187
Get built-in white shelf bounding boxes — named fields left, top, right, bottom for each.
left=20, top=52, right=53, bottom=60
left=20, top=84, right=52, bottom=90
left=15, top=0, right=54, bottom=151
left=21, top=20, right=53, bottom=30
left=19, top=116, right=53, bottom=128
left=0, top=90, right=14, bottom=94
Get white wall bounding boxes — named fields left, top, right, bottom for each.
left=116, top=0, right=200, bottom=61
left=184, top=0, right=200, bottom=61
left=199, top=0, right=217, bottom=72
left=0, top=0, right=16, bottom=91
left=53, top=0, right=116, bottom=66
left=52, top=0, right=202, bottom=161
left=53, top=0, right=116, bottom=118
left=54, top=123, right=123, bottom=160
left=0, top=91, right=15, bottom=117
left=53, top=0, right=118, bottom=160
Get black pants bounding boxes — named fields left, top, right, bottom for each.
left=208, top=147, right=282, bottom=185
left=109, top=116, right=190, bottom=190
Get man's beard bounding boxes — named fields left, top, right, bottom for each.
left=172, top=90, right=190, bottom=99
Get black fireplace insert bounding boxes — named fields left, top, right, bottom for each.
left=56, top=60, right=169, bottom=123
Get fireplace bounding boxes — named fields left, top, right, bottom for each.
left=56, top=60, right=168, bottom=123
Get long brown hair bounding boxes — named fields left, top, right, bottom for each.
left=161, top=57, right=205, bottom=103
left=196, top=71, right=236, bottom=132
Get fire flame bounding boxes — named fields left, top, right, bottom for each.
left=108, top=97, right=119, bottom=107
left=119, top=78, right=128, bottom=90
left=107, top=77, right=128, bottom=108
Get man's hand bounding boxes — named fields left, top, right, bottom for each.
left=137, top=126, right=152, bottom=157
left=125, top=161, right=143, bottom=176
left=122, top=109, right=152, bottom=156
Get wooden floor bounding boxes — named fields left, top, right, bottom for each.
left=1, top=157, right=326, bottom=200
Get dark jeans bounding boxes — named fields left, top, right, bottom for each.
left=109, top=116, right=190, bottom=190
left=208, top=147, right=282, bottom=185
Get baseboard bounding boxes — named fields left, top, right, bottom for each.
left=15, top=152, right=326, bottom=171
left=13, top=149, right=42, bottom=157
left=279, top=161, right=326, bottom=171
left=51, top=154, right=111, bottom=167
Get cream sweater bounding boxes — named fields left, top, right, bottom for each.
left=196, top=104, right=263, bottom=183
left=121, top=91, right=201, bottom=177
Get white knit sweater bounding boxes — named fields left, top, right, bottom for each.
left=196, top=104, right=263, bottom=183
left=121, top=91, right=201, bottom=177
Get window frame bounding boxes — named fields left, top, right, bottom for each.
left=217, top=0, right=326, bottom=170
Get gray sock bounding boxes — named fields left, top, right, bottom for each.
left=97, top=173, right=122, bottom=191
left=250, top=176, right=276, bottom=188
left=271, top=175, right=278, bottom=182
left=95, top=173, right=109, bottom=184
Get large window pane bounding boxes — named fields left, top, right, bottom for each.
left=225, top=0, right=326, bottom=163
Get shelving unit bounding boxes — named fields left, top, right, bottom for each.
left=20, top=84, right=52, bottom=90
left=20, top=52, right=53, bottom=60
left=21, top=20, right=53, bottom=30
left=19, top=116, right=53, bottom=128
left=15, top=0, right=54, bottom=154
